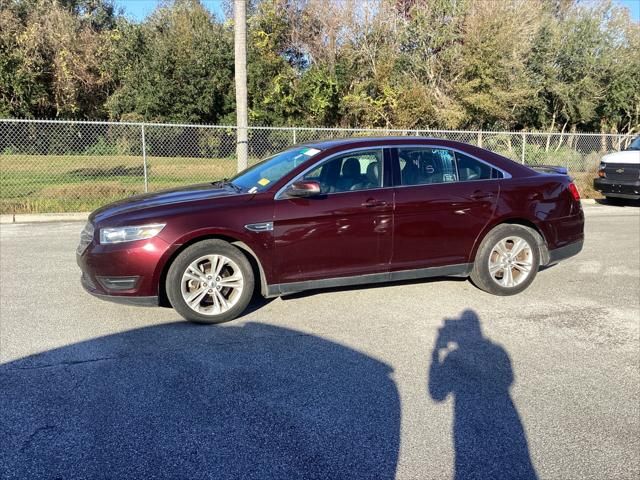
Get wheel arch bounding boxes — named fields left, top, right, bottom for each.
left=470, top=218, right=550, bottom=266
left=157, top=234, right=269, bottom=308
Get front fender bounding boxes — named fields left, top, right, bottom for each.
left=152, top=226, right=274, bottom=298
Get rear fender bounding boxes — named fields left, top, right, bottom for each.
left=468, top=176, right=581, bottom=263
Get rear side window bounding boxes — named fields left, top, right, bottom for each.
left=399, top=148, right=458, bottom=186
left=456, top=153, right=503, bottom=181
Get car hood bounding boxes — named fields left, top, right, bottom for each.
left=601, top=150, right=640, bottom=165
left=89, top=183, right=241, bottom=224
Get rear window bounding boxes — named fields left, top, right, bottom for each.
left=398, top=148, right=458, bottom=186
left=398, top=148, right=502, bottom=185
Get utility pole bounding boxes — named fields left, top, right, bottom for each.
left=234, top=0, right=248, bottom=171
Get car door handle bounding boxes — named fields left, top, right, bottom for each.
left=361, top=199, right=388, bottom=208
left=469, top=191, right=494, bottom=200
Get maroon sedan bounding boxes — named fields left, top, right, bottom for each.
left=77, top=137, right=584, bottom=323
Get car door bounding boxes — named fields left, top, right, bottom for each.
left=273, top=148, right=393, bottom=284
left=391, top=146, right=501, bottom=271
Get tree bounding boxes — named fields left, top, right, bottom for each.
left=594, top=4, right=640, bottom=134
left=0, top=0, right=114, bottom=118
left=1, top=0, right=638, bottom=134
left=454, top=0, right=541, bottom=130
left=104, top=0, right=234, bottom=123
left=525, top=1, right=640, bottom=135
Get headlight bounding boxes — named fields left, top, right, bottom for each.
left=597, top=162, right=606, bottom=178
left=100, top=223, right=166, bottom=244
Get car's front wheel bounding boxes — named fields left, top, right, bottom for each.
left=166, top=240, right=254, bottom=324
left=470, top=224, right=540, bottom=296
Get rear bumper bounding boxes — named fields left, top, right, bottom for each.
left=547, top=239, right=583, bottom=265
left=594, top=178, right=640, bottom=200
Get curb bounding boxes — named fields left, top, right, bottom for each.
left=0, top=212, right=89, bottom=224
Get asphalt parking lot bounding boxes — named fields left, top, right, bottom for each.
left=1, top=202, right=638, bottom=479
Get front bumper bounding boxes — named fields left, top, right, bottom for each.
left=77, top=235, right=176, bottom=306
left=81, top=273, right=158, bottom=306
left=594, top=178, right=640, bottom=200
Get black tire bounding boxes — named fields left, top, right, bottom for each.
left=166, top=240, right=254, bottom=324
left=470, top=224, right=540, bottom=296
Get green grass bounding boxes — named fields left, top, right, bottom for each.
left=0, top=154, right=242, bottom=214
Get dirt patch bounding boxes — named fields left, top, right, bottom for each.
left=572, top=171, right=603, bottom=199
left=38, top=182, right=143, bottom=200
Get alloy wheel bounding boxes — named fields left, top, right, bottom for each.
left=180, top=254, right=244, bottom=315
left=487, top=236, right=533, bottom=288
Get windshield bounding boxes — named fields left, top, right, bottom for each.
left=229, top=147, right=322, bottom=192
left=627, top=137, right=640, bottom=151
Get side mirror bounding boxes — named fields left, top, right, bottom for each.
left=286, top=180, right=321, bottom=198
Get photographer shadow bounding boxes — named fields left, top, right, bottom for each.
left=428, top=310, right=538, bottom=480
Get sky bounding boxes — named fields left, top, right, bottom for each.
left=617, top=0, right=640, bottom=20
left=114, top=0, right=640, bottom=23
left=115, top=0, right=225, bottom=21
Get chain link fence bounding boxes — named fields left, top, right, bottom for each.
left=0, top=118, right=635, bottom=213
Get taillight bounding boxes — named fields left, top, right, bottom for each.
left=568, top=182, right=580, bottom=201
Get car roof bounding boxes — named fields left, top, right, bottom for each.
left=299, top=135, right=538, bottom=178
left=302, top=136, right=448, bottom=150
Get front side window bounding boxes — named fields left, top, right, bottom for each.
left=399, top=148, right=457, bottom=186
left=302, top=149, right=383, bottom=193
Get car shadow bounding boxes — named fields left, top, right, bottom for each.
left=428, top=310, right=538, bottom=480
left=0, top=322, right=400, bottom=479
left=595, top=198, right=640, bottom=207
left=242, top=290, right=276, bottom=315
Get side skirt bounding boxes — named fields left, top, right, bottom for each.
left=266, top=263, right=472, bottom=297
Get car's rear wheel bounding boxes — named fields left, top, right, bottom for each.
left=470, top=224, right=540, bottom=296
left=166, top=240, right=254, bottom=324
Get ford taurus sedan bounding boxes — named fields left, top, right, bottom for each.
left=77, top=137, right=584, bottom=323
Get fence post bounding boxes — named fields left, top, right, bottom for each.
left=477, top=132, right=482, bottom=148
left=141, top=124, right=148, bottom=193
left=292, top=127, right=297, bottom=145
left=521, top=133, right=526, bottom=165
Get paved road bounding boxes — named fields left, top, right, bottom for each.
left=1, top=203, right=638, bottom=479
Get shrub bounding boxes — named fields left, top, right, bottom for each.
left=82, top=137, right=122, bottom=156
